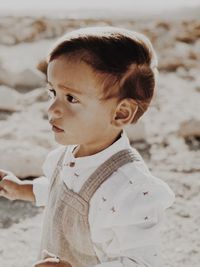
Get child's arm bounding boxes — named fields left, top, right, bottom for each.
left=0, top=169, right=35, bottom=202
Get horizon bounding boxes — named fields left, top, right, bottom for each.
left=0, top=0, right=200, bottom=12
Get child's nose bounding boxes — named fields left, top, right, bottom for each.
left=48, top=99, right=63, bottom=118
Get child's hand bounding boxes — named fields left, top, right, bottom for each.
left=34, top=250, right=72, bottom=267
left=33, top=258, right=60, bottom=267
left=34, top=262, right=71, bottom=267
left=0, top=169, right=22, bottom=200
left=0, top=169, right=35, bottom=202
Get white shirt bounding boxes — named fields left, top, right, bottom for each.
left=33, top=130, right=175, bottom=267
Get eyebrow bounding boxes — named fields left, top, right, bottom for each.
left=47, top=81, right=83, bottom=95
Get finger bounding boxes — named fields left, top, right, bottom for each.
left=43, top=258, right=60, bottom=263
left=34, top=257, right=60, bottom=266
left=0, top=188, right=7, bottom=197
left=0, top=176, right=19, bottom=189
left=2, top=175, right=20, bottom=184
left=35, top=264, right=57, bottom=267
left=36, top=257, right=60, bottom=264
left=0, top=168, right=12, bottom=174
left=34, top=263, right=51, bottom=267
left=0, top=169, right=8, bottom=180
left=0, top=170, right=14, bottom=182
left=0, top=179, right=9, bottom=190
left=42, top=249, right=58, bottom=259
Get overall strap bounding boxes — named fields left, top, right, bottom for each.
left=79, top=149, right=139, bottom=202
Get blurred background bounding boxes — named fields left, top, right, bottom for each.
left=0, top=0, right=200, bottom=266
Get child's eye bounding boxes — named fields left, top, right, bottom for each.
left=66, top=94, right=79, bottom=104
left=47, top=88, right=78, bottom=104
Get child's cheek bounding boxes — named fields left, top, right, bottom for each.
left=63, top=105, right=82, bottom=120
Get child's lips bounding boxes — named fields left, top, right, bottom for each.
left=52, top=124, right=64, bottom=133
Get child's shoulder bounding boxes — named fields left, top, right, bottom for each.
left=96, top=151, right=175, bottom=211
left=91, top=158, right=175, bottom=229
left=119, top=157, right=175, bottom=207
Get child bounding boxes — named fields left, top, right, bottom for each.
left=0, top=26, right=175, bottom=267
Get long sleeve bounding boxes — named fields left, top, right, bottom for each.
left=89, top=163, right=175, bottom=267
left=33, top=145, right=66, bottom=207
left=33, top=176, right=49, bottom=206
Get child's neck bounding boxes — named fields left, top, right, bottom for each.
left=73, top=131, right=122, bottom=158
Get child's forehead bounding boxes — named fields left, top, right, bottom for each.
left=47, top=57, right=105, bottom=99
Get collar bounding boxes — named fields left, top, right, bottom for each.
left=62, top=129, right=131, bottom=171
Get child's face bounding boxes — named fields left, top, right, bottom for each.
left=47, top=55, right=119, bottom=147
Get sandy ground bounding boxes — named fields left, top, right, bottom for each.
left=0, top=12, right=200, bottom=267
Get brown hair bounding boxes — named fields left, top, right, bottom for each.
left=38, top=26, right=158, bottom=123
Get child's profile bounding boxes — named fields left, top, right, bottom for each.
left=0, top=26, right=175, bottom=267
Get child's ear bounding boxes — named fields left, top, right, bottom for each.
left=112, top=99, right=138, bottom=127
left=36, top=58, right=48, bottom=76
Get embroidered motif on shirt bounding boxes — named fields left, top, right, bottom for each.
left=143, top=191, right=149, bottom=195
left=69, top=162, right=75, bottom=167
left=111, top=206, right=116, bottom=213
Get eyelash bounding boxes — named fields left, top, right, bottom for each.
left=47, top=89, right=79, bottom=104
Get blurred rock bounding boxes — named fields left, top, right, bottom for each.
left=0, top=140, right=48, bottom=178
left=0, top=98, right=56, bottom=178
left=179, top=119, right=200, bottom=138
left=13, top=68, right=46, bottom=89
left=125, top=120, right=146, bottom=142
left=0, top=66, right=45, bottom=89
left=0, top=110, right=14, bottom=120
left=158, top=55, right=185, bottom=72
left=193, top=39, right=200, bottom=60
left=0, top=17, right=85, bottom=45
left=19, top=87, right=48, bottom=106
left=159, top=50, right=196, bottom=72
left=185, top=136, right=200, bottom=151
left=193, top=77, right=200, bottom=92
left=176, top=20, right=200, bottom=44
left=0, top=86, right=21, bottom=111
left=176, top=67, right=194, bottom=81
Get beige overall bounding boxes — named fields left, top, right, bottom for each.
left=38, top=148, right=139, bottom=267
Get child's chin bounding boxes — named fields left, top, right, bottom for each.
left=54, top=136, right=73, bottom=146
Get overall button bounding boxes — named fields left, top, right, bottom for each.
left=69, top=161, right=75, bottom=167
